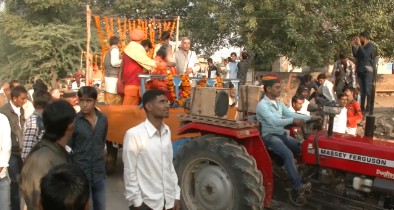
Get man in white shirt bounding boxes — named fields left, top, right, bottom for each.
left=174, top=37, right=200, bottom=76
left=333, top=93, right=348, bottom=134
left=104, top=36, right=123, bottom=105
left=9, top=80, right=34, bottom=119
left=316, top=73, right=337, bottom=106
left=228, top=52, right=238, bottom=80
left=288, top=95, right=310, bottom=116
left=0, top=113, right=11, bottom=210
left=0, top=86, right=28, bottom=210
left=123, top=89, right=180, bottom=210
left=218, top=57, right=230, bottom=79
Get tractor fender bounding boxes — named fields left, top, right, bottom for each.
left=178, top=122, right=274, bottom=207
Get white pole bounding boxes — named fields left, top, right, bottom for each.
left=86, top=4, right=92, bottom=85
left=174, top=16, right=180, bottom=52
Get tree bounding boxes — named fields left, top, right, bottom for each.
left=168, top=0, right=240, bottom=56
left=237, top=0, right=394, bottom=70
left=0, top=0, right=86, bottom=83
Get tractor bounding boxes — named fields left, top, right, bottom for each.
left=99, top=74, right=394, bottom=209
left=173, top=86, right=394, bottom=210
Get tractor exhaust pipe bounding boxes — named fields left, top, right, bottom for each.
left=327, top=114, right=335, bottom=137
left=364, top=56, right=379, bottom=138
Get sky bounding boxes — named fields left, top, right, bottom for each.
left=211, top=46, right=242, bottom=63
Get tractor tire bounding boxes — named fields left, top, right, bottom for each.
left=105, top=141, right=118, bottom=175
left=174, top=135, right=265, bottom=210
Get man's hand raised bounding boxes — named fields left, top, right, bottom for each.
left=293, top=119, right=305, bottom=127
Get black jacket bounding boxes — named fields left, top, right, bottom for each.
left=0, top=103, right=25, bottom=155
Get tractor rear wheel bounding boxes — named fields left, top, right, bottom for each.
left=174, top=135, right=265, bottom=210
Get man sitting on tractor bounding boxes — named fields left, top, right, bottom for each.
left=256, top=74, right=315, bottom=204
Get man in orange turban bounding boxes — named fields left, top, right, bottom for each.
left=256, top=74, right=319, bottom=204
left=122, top=29, right=157, bottom=105
left=129, top=29, right=144, bottom=43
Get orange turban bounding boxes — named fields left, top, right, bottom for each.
left=129, top=29, right=144, bottom=42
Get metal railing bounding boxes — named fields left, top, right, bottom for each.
left=138, top=74, right=239, bottom=103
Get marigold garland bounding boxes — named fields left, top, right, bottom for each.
left=170, top=19, right=176, bottom=37
left=93, top=16, right=108, bottom=54
left=109, top=18, right=114, bottom=37
left=158, top=20, right=162, bottom=39
left=167, top=73, right=176, bottom=103
left=197, top=75, right=208, bottom=87
left=215, top=77, right=224, bottom=88
left=178, top=74, right=191, bottom=106
left=92, top=16, right=179, bottom=69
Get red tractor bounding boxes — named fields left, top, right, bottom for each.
left=173, top=87, right=394, bottom=210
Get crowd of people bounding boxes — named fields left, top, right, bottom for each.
left=283, top=32, right=375, bottom=136
left=256, top=31, right=375, bottom=204
left=103, top=29, right=249, bottom=106
left=0, top=30, right=376, bottom=209
left=0, top=77, right=180, bottom=210
left=0, top=79, right=111, bottom=210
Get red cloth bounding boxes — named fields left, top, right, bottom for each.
left=346, top=100, right=363, bottom=128
left=123, top=54, right=143, bottom=86
left=145, top=56, right=177, bottom=102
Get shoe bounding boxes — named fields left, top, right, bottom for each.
left=288, top=182, right=312, bottom=206
left=298, top=182, right=312, bottom=196
left=289, top=188, right=308, bottom=206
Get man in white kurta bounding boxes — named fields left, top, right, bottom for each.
left=174, top=37, right=200, bottom=76
left=104, top=36, right=123, bottom=105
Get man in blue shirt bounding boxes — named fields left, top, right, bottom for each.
left=257, top=74, right=317, bottom=203
left=352, top=31, right=376, bottom=113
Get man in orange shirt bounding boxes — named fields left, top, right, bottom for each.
left=344, top=87, right=363, bottom=135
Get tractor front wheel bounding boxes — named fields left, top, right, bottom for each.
left=105, top=141, right=118, bottom=175
left=174, top=135, right=265, bottom=210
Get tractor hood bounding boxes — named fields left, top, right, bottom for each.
left=302, top=131, right=394, bottom=181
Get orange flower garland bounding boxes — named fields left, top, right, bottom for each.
left=92, top=16, right=181, bottom=75
left=109, top=18, right=114, bottom=37
left=158, top=20, right=162, bottom=39
left=93, top=16, right=108, bottom=53
left=170, top=19, right=176, bottom=37
left=103, top=17, right=111, bottom=40
left=178, top=74, right=191, bottom=106
left=215, top=77, right=224, bottom=88
left=167, top=73, right=176, bottom=103
left=197, top=75, right=208, bottom=87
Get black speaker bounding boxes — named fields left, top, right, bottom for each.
left=215, top=90, right=229, bottom=118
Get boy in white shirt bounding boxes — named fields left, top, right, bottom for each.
left=332, top=93, right=348, bottom=134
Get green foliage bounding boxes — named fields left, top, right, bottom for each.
left=238, top=0, right=394, bottom=70
left=172, top=0, right=240, bottom=55
left=0, top=0, right=85, bottom=83
left=0, top=14, right=85, bottom=82
left=1, top=0, right=394, bottom=83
